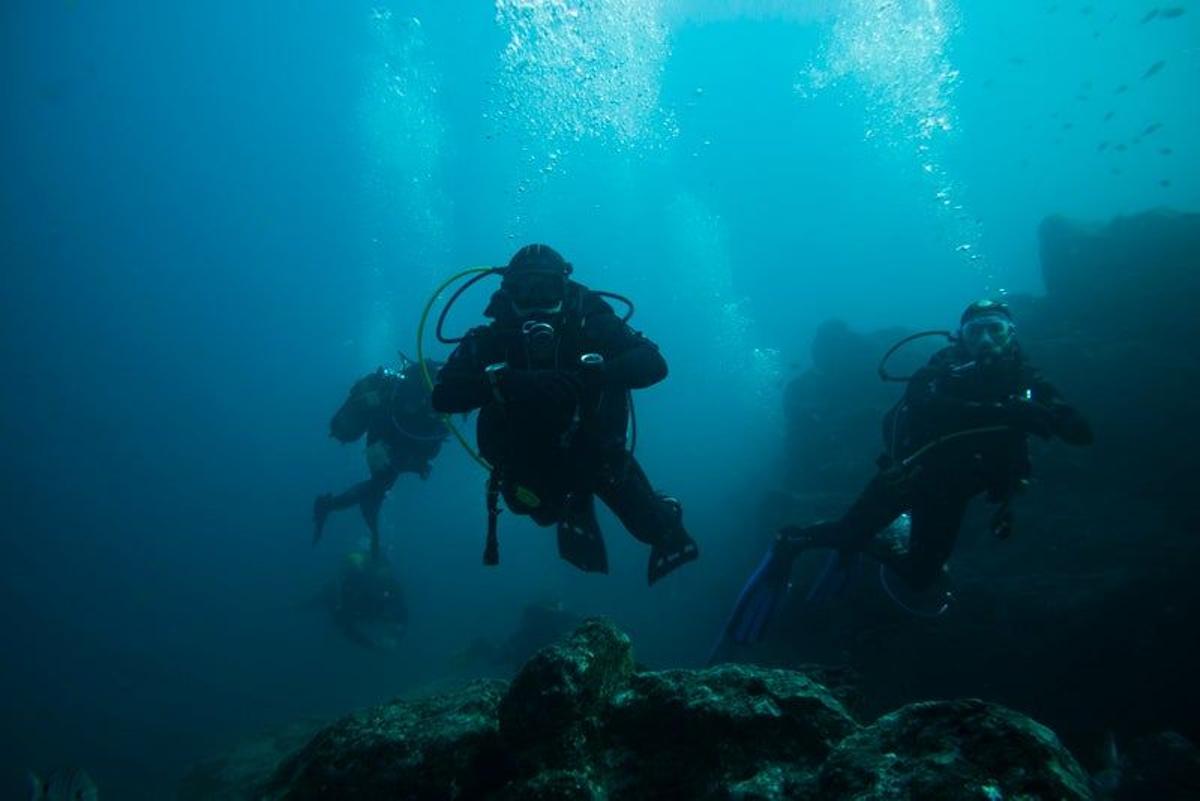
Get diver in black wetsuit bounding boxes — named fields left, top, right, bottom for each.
left=314, top=359, right=447, bottom=557
left=431, top=244, right=699, bottom=585
left=784, top=299, right=1093, bottom=588
left=720, top=300, right=1093, bottom=646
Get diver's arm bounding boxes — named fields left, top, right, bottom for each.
left=1028, top=372, right=1094, bottom=446
left=904, top=364, right=1006, bottom=429
left=904, top=360, right=1044, bottom=435
left=431, top=331, right=494, bottom=413
left=603, top=340, right=668, bottom=389
left=586, top=308, right=668, bottom=389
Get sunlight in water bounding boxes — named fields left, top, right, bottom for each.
left=360, top=9, right=449, bottom=364
left=797, top=0, right=993, bottom=284
left=493, top=0, right=676, bottom=148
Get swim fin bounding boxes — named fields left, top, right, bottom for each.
left=720, top=538, right=799, bottom=646
left=556, top=493, right=609, bottom=574
left=804, top=550, right=860, bottom=604
left=647, top=495, right=699, bottom=585
left=716, top=521, right=851, bottom=651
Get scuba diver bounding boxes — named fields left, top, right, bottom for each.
left=314, top=358, right=447, bottom=557
left=430, top=243, right=699, bottom=585
left=329, top=549, right=408, bottom=652
left=721, top=300, right=1093, bottom=646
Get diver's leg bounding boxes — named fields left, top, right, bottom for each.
left=595, top=454, right=698, bottom=584
left=778, top=471, right=909, bottom=555
left=359, top=469, right=400, bottom=558
left=314, top=480, right=376, bottom=544
left=890, top=485, right=970, bottom=590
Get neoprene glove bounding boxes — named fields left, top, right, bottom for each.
left=999, top=400, right=1056, bottom=439
left=502, top=369, right=582, bottom=408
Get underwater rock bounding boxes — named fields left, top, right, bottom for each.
left=602, top=663, right=858, bottom=798
left=194, top=620, right=1102, bottom=800
left=498, top=617, right=634, bottom=768
left=818, top=699, right=1093, bottom=801
left=1037, top=209, right=1200, bottom=338
left=1116, top=731, right=1200, bottom=801
left=263, top=679, right=510, bottom=800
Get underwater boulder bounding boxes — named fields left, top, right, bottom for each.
left=817, top=698, right=1093, bottom=801
left=263, top=679, right=510, bottom=800
left=197, top=621, right=1105, bottom=800
left=1038, top=209, right=1200, bottom=337
left=498, top=617, right=635, bottom=768
left=602, top=663, right=859, bottom=799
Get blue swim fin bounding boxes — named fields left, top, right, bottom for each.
left=720, top=541, right=798, bottom=647
left=804, top=550, right=860, bottom=604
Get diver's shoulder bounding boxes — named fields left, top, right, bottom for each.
left=926, top=345, right=964, bottom=368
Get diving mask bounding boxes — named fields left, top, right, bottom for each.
left=960, top=314, right=1016, bottom=357
left=504, top=271, right=566, bottom=317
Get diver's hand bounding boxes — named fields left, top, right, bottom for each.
left=502, top=369, right=583, bottom=407
left=999, top=400, right=1055, bottom=439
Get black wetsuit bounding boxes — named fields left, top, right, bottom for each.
left=317, top=369, right=446, bottom=555
left=789, top=345, right=1093, bottom=590
left=432, top=281, right=698, bottom=584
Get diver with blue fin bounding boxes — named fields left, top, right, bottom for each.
left=314, top=357, right=448, bottom=558
left=430, top=244, right=699, bottom=584
left=721, top=300, right=1093, bottom=647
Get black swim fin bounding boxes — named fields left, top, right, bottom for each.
left=556, top=493, right=609, bottom=574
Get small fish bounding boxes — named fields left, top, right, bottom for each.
left=1062, top=121, right=1074, bottom=130
left=1141, top=9, right=1159, bottom=23
left=29, top=769, right=98, bottom=801
left=1142, top=60, right=1166, bottom=79
left=1160, top=147, right=1173, bottom=156
left=1160, top=7, right=1186, bottom=19
left=1116, top=143, right=1128, bottom=152
left=1114, top=84, right=1129, bottom=94
left=1142, top=122, right=1162, bottom=136
left=1110, top=166, right=1123, bottom=175
left=1160, top=178, right=1172, bottom=187
left=1008, top=56, right=1026, bottom=65
left=1097, top=141, right=1109, bottom=151
left=1080, top=5, right=1093, bottom=14
left=1103, top=110, right=1115, bottom=122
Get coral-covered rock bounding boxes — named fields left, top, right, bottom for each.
left=603, top=664, right=857, bottom=798
left=264, top=679, right=509, bottom=800
left=185, top=622, right=1104, bottom=801
left=818, top=699, right=1093, bottom=801
left=498, top=617, right=634, bottom=769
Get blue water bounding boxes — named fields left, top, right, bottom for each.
left=3, top=2, right=1196, bottom=797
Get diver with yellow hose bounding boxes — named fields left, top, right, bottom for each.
left=427, top=244, right=699, bottom=585
left=720, top=300, right=1093, bottom=647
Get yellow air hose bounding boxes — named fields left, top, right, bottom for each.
left=416, top=267, right=495, bottom=473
